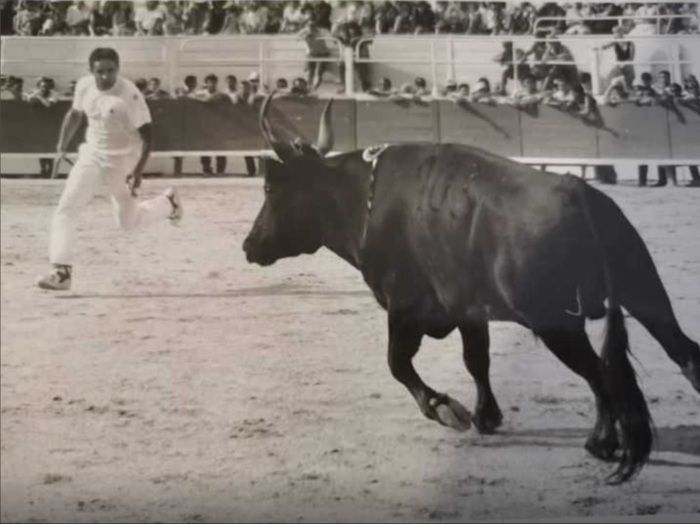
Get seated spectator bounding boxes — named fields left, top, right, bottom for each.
left=399, top=76, right=431, bottom=101
left=247, top=71, right=267, bottom=100
left=134, top=78, right=149, bottom=95
left=471, top=77, right=495, bottom=104
left=203, top=0, right=227, bottom=35
left=508, top=74, right=543, bottom=108
left=447, top=82, right=471, bottom=104
left=66, top=1, right=91, bottom=36
left=136, top=1, right=165, bottom=36
left=238, top=1, right=268, bottom=34
left=2, top=76, right=25, bottom=101
left=225, top=74, right=240, bottom=102
left=298, top=18, right=332, bottom=91
left=655, top=70, right=674, bottom=98
left=175, top=75, right=198, bottom=98
left=369, top=77, right=399, bottom=98
left=544, top=76, right=576, bottom=109
left=682, top=74, right=700, bottom=101
left=290, top=77, right=310, bottom=97
left=441, top=79, right=458, bottom=98
left=632, top=72, right=657, bottom=106
left=26, top=76, right=57, bottom=107
left=146, top=77, right=170, bottom=100
left=275, top=77, right=290, bottom=95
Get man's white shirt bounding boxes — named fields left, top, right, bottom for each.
left=72, top=75, right=151, bottom=154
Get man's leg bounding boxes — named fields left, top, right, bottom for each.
left=38, top=149, right=101, bottom=290
left=215, top=156, right=227, bottom=175
left=200, top=156, right=213, bottom=176
left=688, top=166, right=700, bottom=186
left=106, top=154, right=180, bottom=231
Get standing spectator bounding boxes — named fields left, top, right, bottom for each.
left=112, top=1, right=135, bottom=36
left=238, top=1, right=267, bottom=34
left=175, top=74, right=198, bottom=98
left=412, top=1, right=435, bottom=34
left=219, top=1, right=241, bottom=34
left=27, top=77, right=59, bottom=177
left=541, top=37, right=578, bottom=91
left=163, top=1, right=185, bottom=35
left=299, top=18, right=332, bottom=91
left=146, top=77, right=170, bottom=100
left=183, top=0, right=208, bottom=34
left=247, top=71, right=267, bottom=100
left=495, top=41, right=530, bottom=95
left=89, top=1, right=114, bottom=36
left=196, top=74, right=228, bottom=176
left=136, top=1, right=165, bottom=35
left=66, top=1, right=91, bottom=35
left=436, top=1, right=469, bottom=33
left=203, top=0, right=227, bottom=35
left=333, top=16, right=372, bottom=92
left=1, top=0, right=17, bottom=35
left=280, top=0, right=308, bottom=33
left=4, top=76, right=25, bottom=100
left=601, top=24, right=635, bottom=92
left=375, top=1, right=399, bottom=34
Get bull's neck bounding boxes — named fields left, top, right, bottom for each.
left=320, top=154, right=375, bottom=270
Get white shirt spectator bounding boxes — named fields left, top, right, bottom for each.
left=135, top=3, right=166, bottom=34
left=72, top=75, right=152, bottom=154
left=66, top=2, right=91, bottom=30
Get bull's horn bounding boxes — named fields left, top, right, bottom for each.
left=259, top=90, right=296, bottom=162
left=315, top=98, right=334, bottom=157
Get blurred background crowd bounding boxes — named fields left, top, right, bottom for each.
left=1, top=1, right=698, bottom=37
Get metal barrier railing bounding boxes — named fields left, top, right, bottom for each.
left=533, top=13, right=699, bottom=35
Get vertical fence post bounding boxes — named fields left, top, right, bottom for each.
left=431, top=39, right=439, bottom=97
left=591, top=46, right=601, bottom=95
left=344, top=45, right=354, bottom=95
left=258, top=40, right=265, bottom=84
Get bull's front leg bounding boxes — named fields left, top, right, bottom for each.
left=388, top=312, right=472, bottom=431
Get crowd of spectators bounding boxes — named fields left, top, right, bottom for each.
left=1, top=1, right=698, bottom=38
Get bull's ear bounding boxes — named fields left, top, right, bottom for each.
left=315, top=98, right=334, bottom=157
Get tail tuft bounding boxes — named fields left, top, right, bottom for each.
left=601, top=307, right=653, bottom=484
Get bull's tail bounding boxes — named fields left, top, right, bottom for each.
left=573, top=178, right=653, bottom=484
left=600, top=304, right=653, bottom=483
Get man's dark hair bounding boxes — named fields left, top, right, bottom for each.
left=205, top=74, right=218, bottom=83
left=659, top=70, right=670, bottom=78
left=135, top=78, right=148, bottom=92
left=579, top=72, right=592, bottom=84
left=226, top=74, right=237, bottom=83
left=88, top=47, right=120, bottom=69
left=184, top=75, right=197, bottom=87
left=641, top=72, right=652, bottom=83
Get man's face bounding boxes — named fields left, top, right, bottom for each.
left=90, top=58, right=118, bottom=91
left=148, top=79, right=160, bottom=92
left=39, top=80, right=51, bottom=95
left=205, top=78, right=217, bottom=93
left=227, top=78, right=237, bottom=91
left=658, top=72, right=670, bottom=86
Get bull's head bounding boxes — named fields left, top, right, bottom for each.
left=243, top=92, right=335, bottom=266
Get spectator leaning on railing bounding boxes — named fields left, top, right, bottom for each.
left=26, top=76, right=59, bottom=177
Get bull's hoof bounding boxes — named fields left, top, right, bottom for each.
left=585, top=435, right=619, bottom=462
left=472, top=409, right=503, bottom=435
left=431, top=396, right=472, bottom=432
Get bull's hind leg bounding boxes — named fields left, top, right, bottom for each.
left=536, top=328, right=619, bottom=461
left=459, top=321, right=503, bottom=434
left=388, top=312, right=472, bottom=431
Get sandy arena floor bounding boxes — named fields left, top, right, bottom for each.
left=1, top=177, right=699, bottom=523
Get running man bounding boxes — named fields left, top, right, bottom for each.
left=36, top=47, right=183, bottom=291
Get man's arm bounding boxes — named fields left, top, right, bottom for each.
left=51, top=108, right=84, bottom=178
left=128, top=123, right=153, bottom=195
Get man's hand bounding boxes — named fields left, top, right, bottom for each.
left=50, top=149, right=67, bottom=179
left=126, top=171, right=142, bottom=197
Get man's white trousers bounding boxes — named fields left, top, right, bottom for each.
left=49, top=144, right=172, bottom=266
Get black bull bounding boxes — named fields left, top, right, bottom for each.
left=242, top=94, right=700, bottom=484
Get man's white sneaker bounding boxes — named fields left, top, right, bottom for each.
left=165, top=187, right=183, bottom=225
left=36, top=265, right=72, bottom=291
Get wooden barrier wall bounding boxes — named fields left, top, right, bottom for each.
left=1, top=98, right=699, bottom=160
